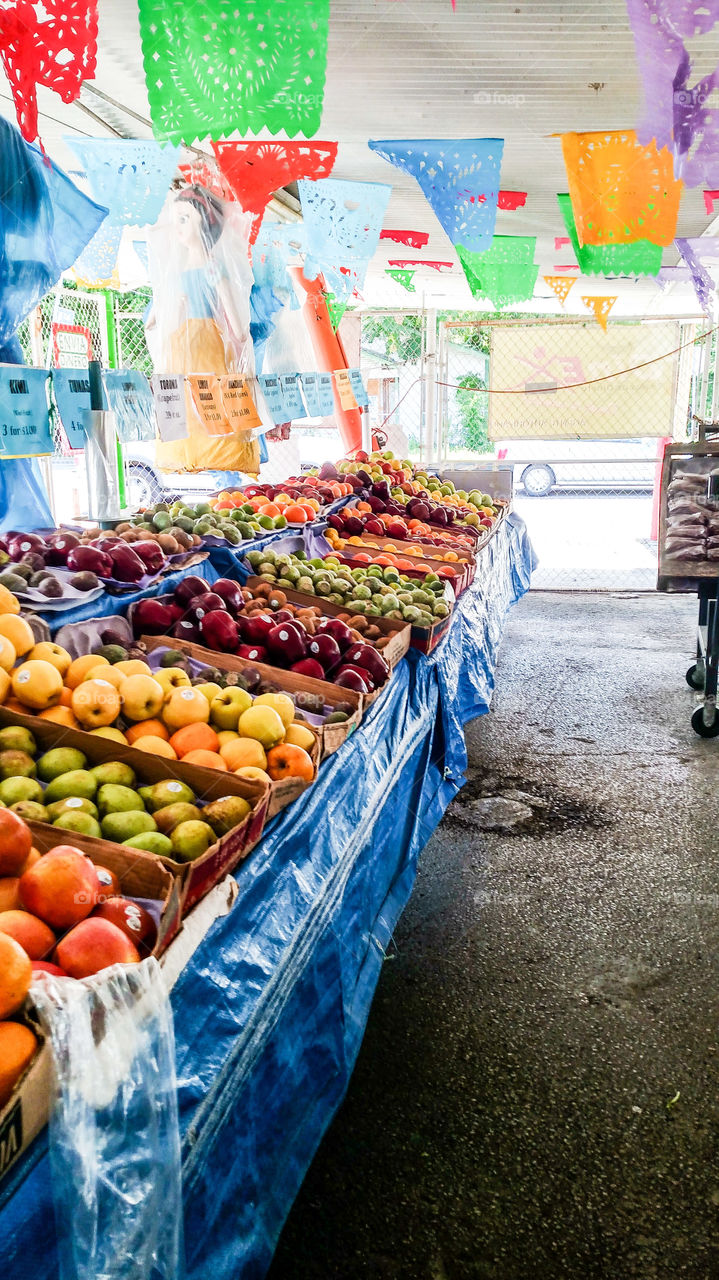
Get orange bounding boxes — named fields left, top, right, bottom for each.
left=284, top=504, right=309, bottom=524
left=0, top=1022, right=38, bottom=1108
left=355, top=501, right=372, bottom=513
left=37, top=706, right=80, bottom=729
left=0, top=933, right=32, bottom=1019
left=132, top=736, right=177, bottom=760
left=3, top=698, right=29, bottom=715
left=66, top=652, right=110, bottom=689
left=170, top=723, right=220, bottom=757
left=181, top=749, right=227, bottom=771
left=59, top=686, right=73, bottom=707
left=0, top=614, right=33, bottom=655
left=125, top=719, right=170, bottom=745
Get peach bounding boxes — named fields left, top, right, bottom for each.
left=56, top=918, right=140, bottom=978
left=19, top=847, right=100, bottom=930
left=0, top=910, right=55, bottom=960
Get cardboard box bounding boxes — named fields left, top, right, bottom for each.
left=0, top=1016, right=51, bottom=1185
left=141, top=635, right=356, bottom=760
left=0, top=708, right=269, bottom=916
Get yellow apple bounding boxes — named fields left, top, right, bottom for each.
left=71, top=678, right=121, bottom=728
left=83, top=664, right=125, bottom=689
left=89, top=726, right=128, bottom=744
left=195, top=682, right=223, bottom=705
left=28, top=641, right=72, bottom=676
left=11, top=659, right=63, bottom=710
left=114, top=659, right=152, bottom=678
left=284, top=722, right=316, bottom=751
left=237, top=705, right=285, bottom=749
left=155, top=667, right=192, bottom=696
left=119, top=674, right=165, bottom=722
left=162, top=686, right=211, bottom=730
left=253, top=692, right=295, bottom=731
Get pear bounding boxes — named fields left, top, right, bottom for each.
left=0, top=750, right=36, bottom=781
left=153, top=802, right=203, bottom=834
left=170, top=820, right=215, bottom=862
left=0, top=726, right=36, bottom=755
left=101, top=810, right=157, bottom=842
left=46, top=796, right=99, bottom=822
left=122, top=831, right=173, bottom=856
left=97, top=783, right=145, bottom=816
left=44, top=769, right=98, bottom=804
left=146, top=780, right=195, bottom=812
left=202, top=796, right=251, bottom=837
left=91, top=762, right=136, bottom=789
left=53, top=812, right=102, bottom=839
left=138, top=785, right=155, bottom=807
left=37, top=747, right=87, bottom=783
left=0, top=776, right=43, bottom=806
left=10, top=800, right=48, bottom=823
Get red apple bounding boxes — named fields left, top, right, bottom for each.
left=31, top=960, right=69, bottom=977
left=307, top=633, right=342, bottom=672
left=132, top=598, right=173, bottom=636
left=109, top=544, right=146, bottom=583
left=188, top=592, right=227, bottom=623
left=236, top=644, right=267, bottom=661
left=174, top=575, right=210, bottom=606
left=334, top=668, right=371, bottom=694
left=239, top=614, right=275, bottom=645
left=44, top=532, right=80, bottom=565
left=344, top=643, right=389, bottom=687
left=67, top=544, right=113, bottom=577
left=266, top=622, right=307, bottom=665
left=290, top=658, right=325, bottom=680
left=55, top=918, right=140, bottom=978
left=131, top=541, right=167, bottom=574
left=199, top=610, right=240, bottom=651
left=316, top=617, right=353, bottom=652
left=212, top=578, right=244, bottom=612
left=172, top=619, right=199, bottom=642
left=92, top=896, right=157, bottom=955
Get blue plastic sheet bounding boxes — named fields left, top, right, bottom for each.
left=0, top=117, right=107, bottom=347
left=0, top=338, right=53, bottom=533
left=0, top=518, right=532, bottom=1280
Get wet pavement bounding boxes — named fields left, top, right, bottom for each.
left=268, top=591, right=719, bottom=1280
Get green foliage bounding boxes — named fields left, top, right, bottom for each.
left=362, top=314, right=423, bottom=362
left=456, top=373, right=491, bottom=454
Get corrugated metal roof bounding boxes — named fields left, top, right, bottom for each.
left=0, top=0, right=713, bottom=314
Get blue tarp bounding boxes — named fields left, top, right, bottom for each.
left=1, top=516, right=532, bottom=1280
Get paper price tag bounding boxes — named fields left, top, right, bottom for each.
left=51, top=368, right=91, bottom=450
left=299, top=372, right=323, bottom=417
left=104, top=369, right=156, bottom=443
left=0, top=366, right=52, bottom=456
left=279, top=373, right=306, bottom=421
left=187, top=374, right=232, bottom=436
left=334, top=368, right=359, bottom=411
left=151, top=374, right=188, bottom=443
left=220, top=375, right=262, bottom=432
left=257, top=374, right=288, bottom=426
left=318, top=372, right=335, bottom=415
left=348, top=367, right=370, bottom=407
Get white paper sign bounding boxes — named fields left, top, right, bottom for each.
left=151, top=374, right=188, bottom=442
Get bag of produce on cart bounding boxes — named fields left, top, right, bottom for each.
left=31, top=958, right=184, bottom=1280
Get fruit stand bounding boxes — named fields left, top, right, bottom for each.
left=0, top=505, right=532, bottom=1279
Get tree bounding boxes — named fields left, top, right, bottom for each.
left=362, top=313, right=423, bottom=363
left=456, top=373, right=491, bottom=454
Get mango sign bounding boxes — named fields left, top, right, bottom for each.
left=487, top=322, right=681, bottom=440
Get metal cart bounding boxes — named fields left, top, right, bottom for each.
left=686, top=581, right=719, bottom=736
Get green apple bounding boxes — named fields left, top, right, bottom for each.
left=210, top=688, right=253, bottom=730
left=37, top=747, right=87, bottom=783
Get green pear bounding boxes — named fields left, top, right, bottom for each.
left=37, top=747, right=87, bottom=783
left=43, top=770, right=98, bottom=804
left=101, top=811, right=157, bottom=842
left=11, top=800, right=48, bottom=823
left=46, top=796, right=99, bottom=822
left=97, top=784, right=145, bottom=816
left=91, top=762, right=136, bottom=789
left=153, top=802, right=203, bottom=834
left=170, top=820, right=215, bottom=862
left=0, top=776, right=43, bottom=806
left=53, top=812, right=102, bottom=839
left=0, top=726, right=36, bottom=755
left=0, top=750, right=36, bottom=780
left=202, top=796, right=251, bottom=837
left=146, top=780, right=195, bottom=812
left=138, top=785, right=155, bottom=807
left=122, top=831, right=173, bottom=856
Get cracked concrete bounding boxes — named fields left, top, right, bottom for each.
left=268, top=591, right=719, bottom=1280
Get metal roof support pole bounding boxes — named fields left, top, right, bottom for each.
left=423, top=308, right=437, bottom=468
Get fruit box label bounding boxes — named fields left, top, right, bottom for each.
left=0, top=1099, right=22, bottom=1179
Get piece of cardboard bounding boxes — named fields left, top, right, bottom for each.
left=0, top=1019, right=51, bottom=1186
left=0, top=708, right=269, bottom=915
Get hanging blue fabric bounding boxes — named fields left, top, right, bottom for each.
left=249, top=284, right=284, bottom=374
left=368, top=138, right=504, bottom=253
left=298, top=178, right=391, bottom=301
left=0, top=338, right=53, bottom=533
left=0, top=117, right=108, bottom=348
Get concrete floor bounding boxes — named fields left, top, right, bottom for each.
left=268, top=591, right=719, bottom=1280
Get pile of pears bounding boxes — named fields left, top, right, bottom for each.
left=0, top=726, right=251, bottom=863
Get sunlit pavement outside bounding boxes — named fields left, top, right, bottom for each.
left=515, top=490, right=657, bottom=590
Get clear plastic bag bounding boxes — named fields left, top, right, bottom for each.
left=31, top=958, right=184, bottom=1280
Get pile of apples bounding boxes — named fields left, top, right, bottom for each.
left=0, top=620, right=316, bottom=785
left=130, top=574, right=391, bottom=696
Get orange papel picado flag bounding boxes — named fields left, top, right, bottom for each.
left=582, top=295, right=617, bottom=331
left=543, top=275, right=576, bottom=307
left=560, top=130, right=682, bottom=248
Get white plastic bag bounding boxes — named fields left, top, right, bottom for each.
left=31, top=958, right=184, bottom=1280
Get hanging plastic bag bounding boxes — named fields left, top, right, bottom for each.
left=31, top=958, right=185, bottom=1280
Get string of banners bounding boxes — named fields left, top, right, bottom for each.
left=0, top=364, right=370, bottom=457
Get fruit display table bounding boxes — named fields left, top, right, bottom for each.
left=0, top=515, right=532, bottom=1280
left=32, top=560, right=221, bottom=631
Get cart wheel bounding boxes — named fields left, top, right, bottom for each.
left=686, top=663, right=705, bottom=690
left=691, top=706, right=719, bottom=737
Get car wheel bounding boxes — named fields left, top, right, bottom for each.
left=521, top=463, right=556, bottom=497
left=126, top=463, right=162, bottom=509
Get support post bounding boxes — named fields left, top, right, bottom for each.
left=423, top=309, right=437, bottom=468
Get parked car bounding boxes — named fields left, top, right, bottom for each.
left=496, top=438, right=661, bottom=496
